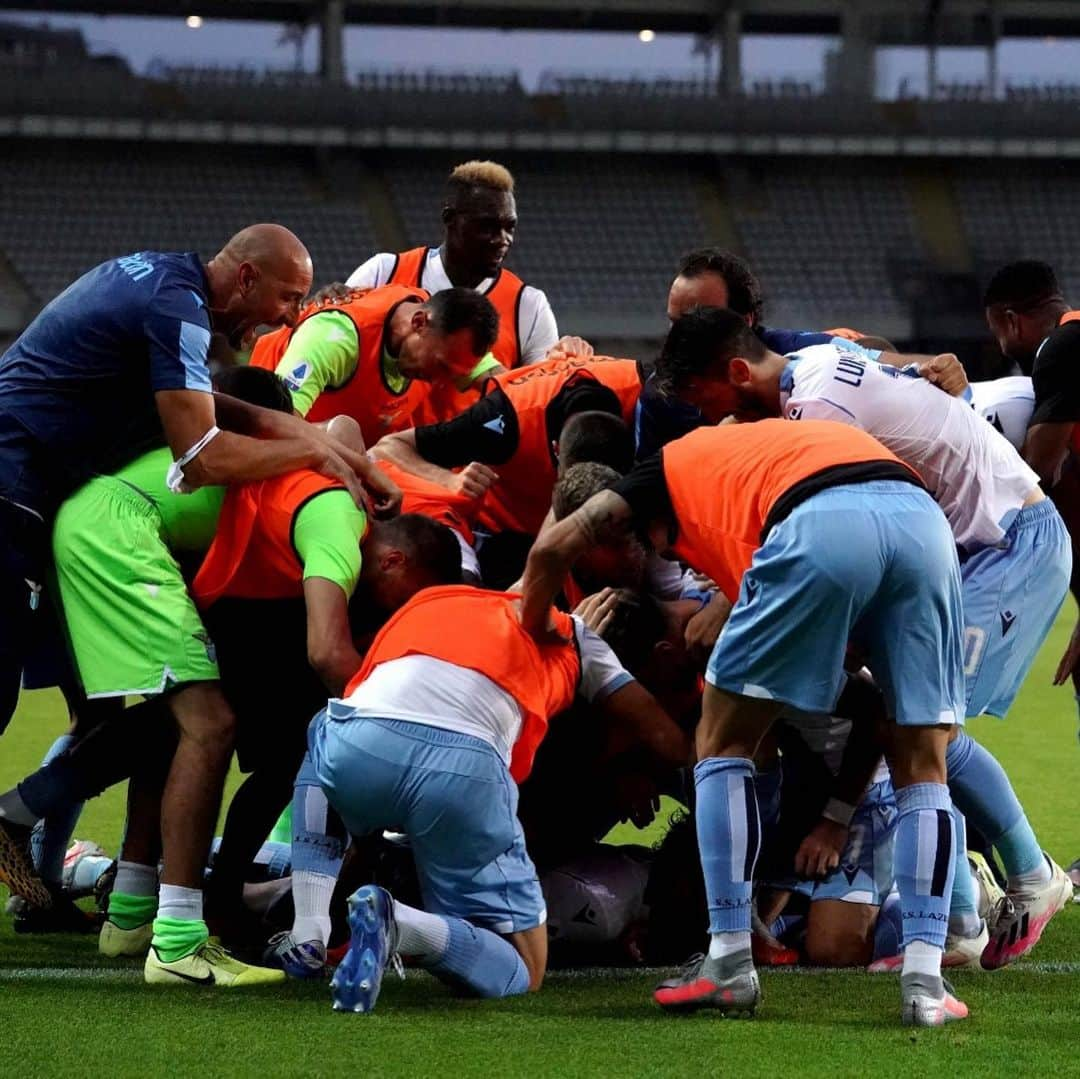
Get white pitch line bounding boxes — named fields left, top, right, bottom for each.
left=3, top=962, right=1080, bottom=983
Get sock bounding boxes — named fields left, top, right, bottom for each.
left=158, top=883, right=203, bottom=921
left=291, top=871, right=335, bottom=946
left=946, top=730, right=1043, bottom=877
left=427, top=914, right=529, bottom=999
left=893, top=783, right=955, bottom=955
left=902, top=938, right=943, bottom=989
left=947, top=808, right=983, bottom=938
left=114, top=860, right=158, bottom=897
left=108, top=891, right=158, bottom=929
left=1000, top=825, right=1052, bottom=889
left=708, top=931, right=752, bottom=962
left=29, top=734, right=83, bottom=883
left=394, top=898, right=451, bottom=960
left=694, top=757, right=759, bottom=934
left=152, top=884, right=208, bottom=962
left=290, top=752, right=347, bottom=946
left=0, top=787, right=39, bottom=827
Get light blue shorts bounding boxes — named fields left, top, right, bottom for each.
left=706, top=481, right=966, bottom=727
left=309, top=708, right=546, bottom=935
left=776, top=779, right=897, bottom=907
left=961, top=500, right=1071, bottom=717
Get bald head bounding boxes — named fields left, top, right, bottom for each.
left=206, top=223, right=313, bottom=349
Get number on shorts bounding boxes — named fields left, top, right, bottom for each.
left=963, top=627, right=986, bottom=677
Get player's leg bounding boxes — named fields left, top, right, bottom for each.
left=101, top=723, right=174, bottom=957
left=864, top=488, right=968, bottom=1025
left=145, top=681, right=284, bottom=987
left=657, top=496, right=867, bottom=1015
left=953, top=502, right=1073, bottom=966
left=805, top=901, right=879, bottom=967
left=314, top=713, right=539, bottom=1011
left=264, top=745, right=350, bottom=978
left=805, top=777, right=895, bottom=967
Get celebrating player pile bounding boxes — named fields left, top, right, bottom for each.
left=0, top=162, right=1075, bottom=1029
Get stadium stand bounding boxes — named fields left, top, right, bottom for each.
left=0, top=140, right=377, bottom=303
left=953, top=163, right=1080, bottom=303
left=725, top=163, right=924, bottom=333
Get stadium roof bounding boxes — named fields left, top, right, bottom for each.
left=7, top=0, right=1080, bottom=37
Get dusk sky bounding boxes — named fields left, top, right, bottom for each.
left=8, top=8, right=1080, bottom=95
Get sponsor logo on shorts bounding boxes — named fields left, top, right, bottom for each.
left=483, top=415, right=506, bottom=435
left=1000, top=610, right=1017, bottom=637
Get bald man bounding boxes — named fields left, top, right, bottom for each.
left=0, top=229, right=393, bottom=965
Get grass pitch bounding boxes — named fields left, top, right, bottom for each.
left=2, top=610, right=1080, bottom=1077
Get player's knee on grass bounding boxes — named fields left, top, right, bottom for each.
left=508, top=924, right=548, bottom=991
left=804, top=900, right=878, bottom=967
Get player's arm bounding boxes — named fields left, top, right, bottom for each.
left=519, top=287, right=560, bottom=365
left=272, top=310, right=359, bottom=417
left=295, top=490, right=367, bottom=695
left=371, top=389, right=519, bottom=496
left=856, top=343, right=969, bottom=397
left=344, top=252, right=393, bottom=290
left=522, top=489, right=638, bottom=638
left=596, top=680, right=692, bottom=770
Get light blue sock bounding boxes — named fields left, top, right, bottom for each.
left=948, top=807, right=982, bottom=937
left=893, top=783, right=955, bottom=950
left=291, top=751, right=346, bottom=877
left=694, top=757, right=758, bottom=934
left=428, top=915, right=530, bottom=999
left=29, top=734, right=82, bottom=884
left=946, top=730, right=1042, bottom=876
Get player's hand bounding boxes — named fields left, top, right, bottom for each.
left=918, top=353, right=968, bottom=397
left=310, top=446, right=370, bottom=513
left=613, top=773, right=661, bottom=830
left=684, top=594, right=733, bottom=666
left=548, top=335, right=594, bottom=361
left=1053, top=617, right=1080, bottom=685
left=573, top=587, right=619, bottom=635
left=451, top=462, right=498, bottom=500
left=794, top=819, right=848, bottom=879
left=355, top=455, right=403, bottom=519
left=306, top=281, right=352, bottom=306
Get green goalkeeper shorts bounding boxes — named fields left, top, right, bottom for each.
left=52, top=478, right=218, bottom=698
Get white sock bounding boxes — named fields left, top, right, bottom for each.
left=114, top=860, right=158, bottom=897
left=157, top=884, right=203, bottom=922
left=901, top=939, right=942, bottom=979
left=708, top=931, right=751, bottom=960
left=1009, top=857, right=1053, bottom=892
left=393, top=899, right=450, bottom=961
left=291, top=870, right=336, bottom=946
left=0, top=788, right=38, bottom=827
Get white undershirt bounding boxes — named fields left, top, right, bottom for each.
left=782, top=343, right=1040, bottom=552
left=346, top=247, right=558, bottom=365
left=336, top=617, right=633, bottom=765
left=969, top=376, right=1035, bottom=453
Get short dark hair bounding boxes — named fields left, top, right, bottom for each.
left=654, top=307, right=767, bottom=398
left=214, top=365, right=293, bottom=413
left=558, top=410, right=634, bottom=476
left=597, top=588, right=666, bottom=675
left=378, top=513, right=463, bottom=586
left=983, top=260, right=1062, bottom=311
left=425, top=287, right=500, bottom=357
left=552, top=462, right=621, bottom=521
left=677, top=248, right=764, bottom=324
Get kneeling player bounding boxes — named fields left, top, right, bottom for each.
left=306, top=585, right=689, bottom=1012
